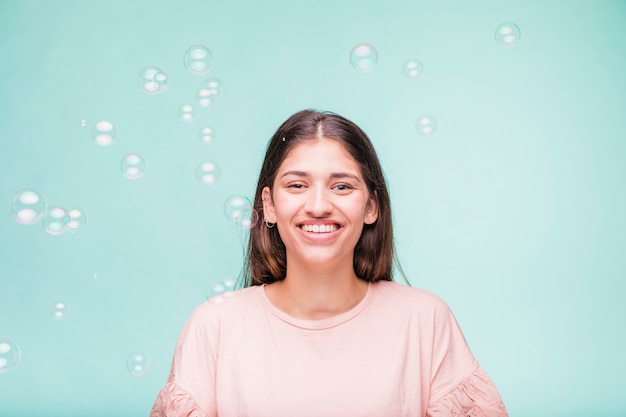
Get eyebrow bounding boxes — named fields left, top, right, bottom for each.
left=280, top=170, right=361, bottom=181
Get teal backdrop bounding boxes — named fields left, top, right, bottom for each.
left=1, top=0, right=625, bottom=416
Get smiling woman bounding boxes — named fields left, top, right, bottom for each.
left=150, top=110, right=509, bottom=417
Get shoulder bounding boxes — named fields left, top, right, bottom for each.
left=372, top=280, right=451, bottom=313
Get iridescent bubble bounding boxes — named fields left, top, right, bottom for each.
left=179, top=104, right=196, bottom=122
left=0, top=338, right=21, bottom=373
left=42, top=206, right=70, bottom=235
left=195, top=88, right=214, bottom=107
left=80, top=119, right=87, bottom=127
left=350, top=43, right=378, bottom=72
left=126, top=352, right=151, bottom=376
left=415, top=115, right=438, bottom=136
left=495, top=22, right=521, bottom=46
left=184, top=45, right=214, bottom=75
left=238, top=208, right=259, bottom=230
left=202, top=78, right=223, bottom=97
left=206, top=276, right=237, bottom=303
left=121, top=153, right=146, bottom=179
left=138, top=66, right=169, bottom=95
left=66, top=208, right=88, bottom=232
left=403, top=59, right=424, bottom=78
left=198, top=127, right=215, bottom=143
left=50, top=301, right=70, bottom=320
left=92, top=121, right=117, bottom=146
left=223, top=195, right=253, bottom=223
left=10, top=189, right=47, bottom=225
left=195, top=162, right=221, bottom=185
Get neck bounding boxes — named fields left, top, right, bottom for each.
left=265, top=262, right=369, bottom=320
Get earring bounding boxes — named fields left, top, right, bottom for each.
left=264, top=218, right=275, bottom=228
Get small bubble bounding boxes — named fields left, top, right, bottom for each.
left=138, top=66, right=169, bottom=95
left=121, top=153, right=146, bottom=179
left=80, top=119, right=87, bottom=127
left=179, top=104, right=196, bottom=122
left=198, top=127, right=215, bottom=143
left=0, top=338, right=21, bottom=373
left=126, top=352, right=151, bottom=376
left=350, top=43, right=378, bottom=72
left=92, top=121, right=117, bottom=146
left=66, top=208, right=88, bottom=232
left=415, top=115, right=438, bottom=136
left=50, top=301, right=70, bottom=320
left=42, top=206, right=70, bottom=235
left=207, top=277, right=237, bottom=303
left=403, top=59, right=424, bottom=78
left=195, top=162, right=221, bottom=185
left=223, top=195, right=253, bottom=223
left=495, top=22, right=521, bottom=46
left=10, top=189, right=47, bottom=225
left=184, top=45, right=214, bottom=75
left=195, top=88, right=214, bottom=107
left=202, top=78, right=223, bottom=97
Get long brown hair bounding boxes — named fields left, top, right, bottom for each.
left=244, top=109, right=399, bottom=286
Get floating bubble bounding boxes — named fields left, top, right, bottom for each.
left=495, top=22, right=521, bottom=46
left=195, top=88, right=214, bottom=107
left=415, top=115, right=438, bottom=136
left=121, top=153, right=146, bottom=179
left=92, top=121, right=117, bottom=146
left=11, top=189, right=47, bottom=225
left=403, top=59, right=424, bottom=78
left=198, top=127, right=215, bottom=143
left=196, top=162, right=221, bottom=185
left=138, top=66, right=169, bottom=95
left=184, top=45, right=214, bottom=75
left=66, top=208, right=88, bottom=232
left=350, top=43, right=378, bottom=72
left=206, top=277, right=237, bottom=303
left=202, top=78, right=223, bottom=96
left=50, top=301, right=70, bottom=320
left=223, top=195, right=253, bottom=223
left=179, top=104, right=196, bottom=122
left=0, top=338, right=21, bottom=373
left=238, top=208, right=259, bottom=230
left=42, top=206, right=70, bottom=235
left=126, top=352, right=151, bottom=376
left=80, top=119, right=87, bottom=127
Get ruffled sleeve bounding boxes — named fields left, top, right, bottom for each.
left=426, top=366, right=508, bottom=417
left=150, top=379, right=211, bottom=417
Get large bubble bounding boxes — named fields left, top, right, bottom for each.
left=92, top=121, right=117, bottom=146
left=495, top=22, right=521, bottom=46
left=0, top=338, right=20, bottom=373
left=126, top=352, right=151, bottom=376
left=121, top=154, right=146, bottom=179
left=184, top=45, right=214, bottom=75
left=350, top=43, right=378, bottom=72
left=138, top=66, right=169, bottom=95
left=10, top=189, right=47, bottom=225
left=196, top=162, right=221, bottom=185
left=42, top=206, right=70, bottom=235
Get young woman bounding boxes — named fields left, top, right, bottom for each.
left=150, top=110, right=508, bottom=416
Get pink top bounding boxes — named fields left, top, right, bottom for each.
left=150, top=280, right=508, bottom=417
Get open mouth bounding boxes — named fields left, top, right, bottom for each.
left=299, top=224, right=339, bottom=233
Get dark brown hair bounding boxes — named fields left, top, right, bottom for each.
left=243, top=109, right=399, bottom=286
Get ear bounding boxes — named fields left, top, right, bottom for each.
left=262, top=186, right=276, bottom=223
left=364, top=191, right=379, bottom=225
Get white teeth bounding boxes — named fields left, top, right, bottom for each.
left=301, top=224, right=337, bottom=233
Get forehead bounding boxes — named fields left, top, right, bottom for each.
left=279, top=138, right=359, bottom=170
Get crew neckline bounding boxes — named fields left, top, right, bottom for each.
left=257, top=281, right=376, bottom=330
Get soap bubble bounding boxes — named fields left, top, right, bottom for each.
left=121, top=153, right=146, bottom=179
left=195, top=162, right=221, bottom=185
left=223, top=195, right=253, bottom=223
left=11, top=189, right=47, bottom=225
left=66, top=208, right=88, bottom=232
left=415, top=115, right=438, bottom=136
left=195, top=88, right=213, bottom=107
left=238, top=208, right=259, bottom=230
left=80, top=119, right=87, bottom=127
left=138, top=66, right=169, bottom=95
left=495, top=22, right=521, bottom=46
left=50, top=301, right=70, bottom=320
left=126, top=352, right=151, bottom=376
left=184, top=45, right=213, bottom=75
left=179, top=104, right=196, bottom=122
left=199, top=127, right=215, bottom=143
left=207, top=277, right=237, bottom=303
left=403, top=59, right=424, bottom=78
left=0, top=338, right=21, bottom=373
left=350, top=43, right=378, bottom=72
left=42, top=206, right=70, bottom=235
left=203, top=78, right=223, bottom=96
left=92, top=121, right=117, bottom=146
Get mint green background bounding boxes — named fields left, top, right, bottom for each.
left=1, top=0, right=625, bottom=416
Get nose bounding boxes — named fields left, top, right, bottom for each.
left=304, top=187, right=333, bottom=217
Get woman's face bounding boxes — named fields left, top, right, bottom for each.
left=262, top=137, right=378, bottom=273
